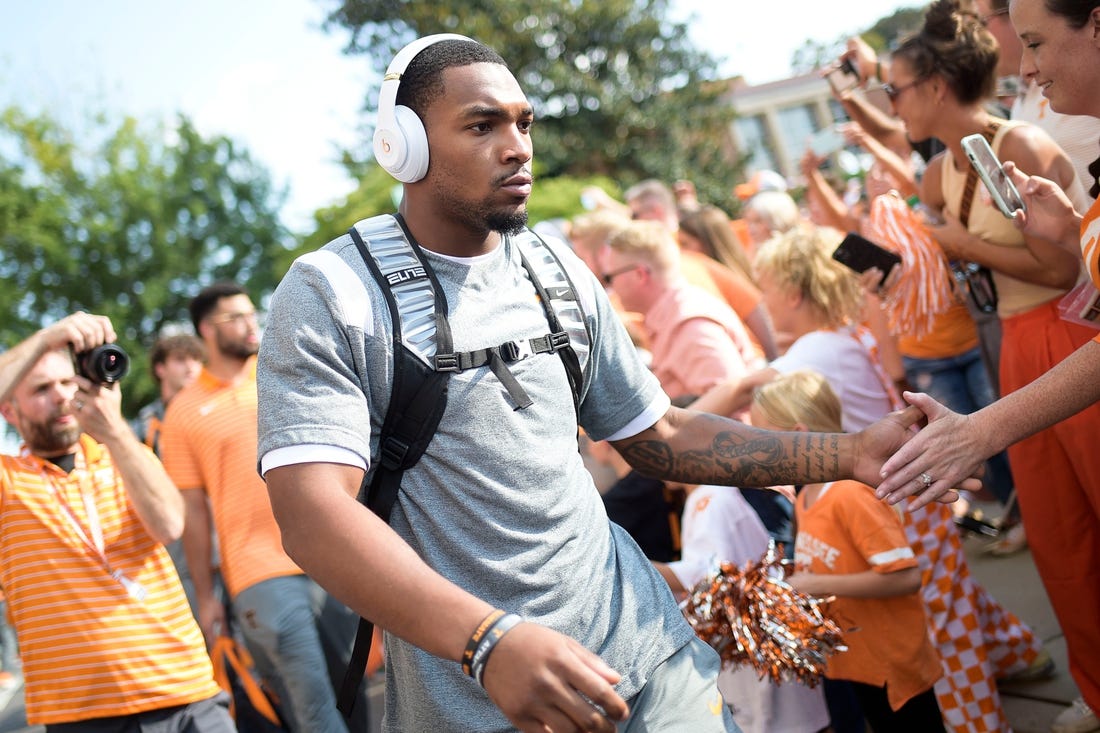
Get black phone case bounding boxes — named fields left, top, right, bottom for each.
left=831, top=233, right=903, bottom=285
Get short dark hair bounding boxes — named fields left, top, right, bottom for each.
left=395, top=38, right=508, bottom=118
left=190, top=282, right=247, bottom=333
left=149, top=333, right=206, bottom=381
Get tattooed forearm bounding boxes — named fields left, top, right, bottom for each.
left=618, top=426, right=843, bottom=487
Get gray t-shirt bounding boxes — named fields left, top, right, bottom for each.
left=257, top=220, right=693, bottom=732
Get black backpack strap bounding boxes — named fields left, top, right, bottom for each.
left=338, top=219, right=452, bottom=717
left=514, top=239, right=583, bottom=419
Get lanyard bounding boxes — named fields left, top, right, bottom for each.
left=39, top=453, right=147, bottom=602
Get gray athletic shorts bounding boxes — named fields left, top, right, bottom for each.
left=619, top=636, right=741, bottom=732
left=45, top=691, right=235, bottom=733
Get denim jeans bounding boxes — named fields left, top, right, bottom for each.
left=903, top=347, right=1015, bottom=506
left=234, top=574, right=366, bottom=733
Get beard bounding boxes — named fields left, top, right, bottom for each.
left=487, top=209, right=529, bottom=236
left=429, top=172, right=530, bottom=237
left=19, top=410, right=80, bottom=455
left=216, top=332, right=259, bottom=361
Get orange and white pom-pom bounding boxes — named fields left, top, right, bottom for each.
left=864, top=192, right=960, bottom=338
left=681, top=542, right=846, bottom=687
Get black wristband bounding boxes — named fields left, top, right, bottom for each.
left=467, top=612, right=522, bottom=686
left=461, top=609, right=505, bottom=678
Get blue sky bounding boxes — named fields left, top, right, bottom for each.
left=0, top=1, right=913, bottom=232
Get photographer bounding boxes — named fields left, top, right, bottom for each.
left=0, top=312, right=233, bottom=729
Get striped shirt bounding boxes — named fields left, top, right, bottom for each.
left=0, top=435, right=220, bottom=724
left=160, top=358, right=301, bottom=599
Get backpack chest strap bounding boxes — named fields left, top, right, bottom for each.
left=434, top=331, right=571, bottom=372
left=435, top=330, right=572, bottom=410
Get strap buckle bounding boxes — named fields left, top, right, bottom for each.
left=498, top=339, right=533, bottom=363
left=548, top=331, right=570, bottom=351
left=379, top=437, right=410, bottom=470
left=434, top=353, right=460, bottom=372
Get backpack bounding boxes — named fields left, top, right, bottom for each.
left=337, top=213, right=592, bottom=715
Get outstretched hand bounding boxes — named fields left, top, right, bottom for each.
left=482, top=622, right=629, bottom=733
left=852, top=404, right=924, bottom=486
left=876, top=391, right=987, bottom=509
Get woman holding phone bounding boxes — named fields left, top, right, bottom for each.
left=879, top=1, right=1100, bottom=730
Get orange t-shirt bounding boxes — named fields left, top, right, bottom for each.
left=160, top=358, right=302, bottom=598
left=0, top=435, right=220, bottom=724
left=794, top=480, right=942, bottom=711
left=896, top=301, right=979, bottom=359
left=680, top=249, right=761, bottom=320
left=1082, top=196, right=1100, bottom=343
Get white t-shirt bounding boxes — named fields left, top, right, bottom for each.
left=770, top=328, right=894, bottom=432
left=667, top=485, right=830, bottom=733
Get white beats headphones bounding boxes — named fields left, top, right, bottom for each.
left=373, top=33, right=475, bottom=183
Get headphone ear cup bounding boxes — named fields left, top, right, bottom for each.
left=384, top=105, right=429, bottom=183
left=373, top=117, right=408, bottom=180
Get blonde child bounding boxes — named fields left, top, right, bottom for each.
left=750, top=370, right=945, bottom=733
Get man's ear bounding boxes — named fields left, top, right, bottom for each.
left=1092, top=6, right=1100, bottom=47
left=0, top=401, right=16, bottom=428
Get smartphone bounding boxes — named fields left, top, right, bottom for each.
left=809, top=126, right=846, bottom=158
left=954, top=511, right=1001, bottom=538
left=831, top=232, right=903, bottom=287
left=960, top=133, right=1027, bottom=218
left=825, top=58, right=860, bottom=96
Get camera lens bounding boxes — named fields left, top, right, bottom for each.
left=77, top=344, right=130, bottom=384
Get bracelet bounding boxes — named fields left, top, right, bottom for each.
left=462, top=610, right=522, bottom=686
left=461, top=609, right=504, bottom=677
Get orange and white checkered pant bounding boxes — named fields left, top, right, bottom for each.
left=904, top=503, right=1042, bottom=733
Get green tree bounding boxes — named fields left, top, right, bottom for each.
left=866, top=7, right=927, bottom=50
left=789, top=6, right=926, bottom=75
left=0, top=105, right=291, bottom=415
left=322, top=0, right=741, bottom=209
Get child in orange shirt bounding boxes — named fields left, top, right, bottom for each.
left=750, top=370, right=944, bottom=733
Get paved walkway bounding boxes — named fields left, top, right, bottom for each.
left=961, top=501, right=1082, bottom=733
left=0, top=502, right=1082, bottom=732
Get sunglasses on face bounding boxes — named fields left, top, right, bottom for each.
left=882, top=77, right=926, bottom=101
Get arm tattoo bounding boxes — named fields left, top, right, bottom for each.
left=619, top=428, right=842, bottom=488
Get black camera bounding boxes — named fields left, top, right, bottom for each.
left=74, top=344, right=130, bottom=384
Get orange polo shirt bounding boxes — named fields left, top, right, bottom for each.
left=160, top=358, right=302, bottom=599
left=0, top=435, right=219, bottom=724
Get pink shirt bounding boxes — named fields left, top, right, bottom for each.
left=644, top=284, right=759, bottom=405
